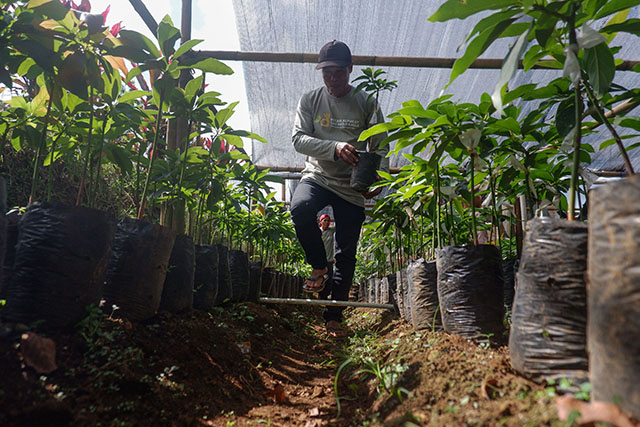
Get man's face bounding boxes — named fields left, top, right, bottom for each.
left=321, top=65, right=352, bottom=96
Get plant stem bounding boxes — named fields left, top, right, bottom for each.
left=470, top=152, right=478, bottom=245
left=76, top=85, right=95, bottom=206
left=90, top=117, right=108, bottom=208
left=138, top=92, right=165, bottom=220
left=435, top=161, right=442, bottom=249
left=29, top=84, right=54, bottom=205
left=583, top=82, right=635, bottom=175
left=46, top=125, right=69, bottom=201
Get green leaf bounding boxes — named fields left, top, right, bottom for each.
left=556, top=98, right=576, bottom=139
left=28, top=0, right=70, bottom=20
left=173, top=39, right=204, bottom=60
left=359, top=122, right=401, bottom=141
left=57, top=51, right=89, bottom=100
left=157, top=15, right=181, bottom=57
left=599, top=138, right=616, bottom=150
left=116, top=29, right=161, bottom=60
left=185, top=75, right=203, bottom=102
left=593, top=0, right=639, bottom=20
left=492, top=23, right=532, bottom=114
left=601, top=18, right=640, bottom=37
left=119, top=90, right=151, bottom=103
left=429, top=0, right=518, bottom=22
left=179, top=58, right=233, bottom=75
left=584, top=43, right=615, bottom=96
left=449, top=17, right=518, bottom=85
left=104, top=145, right=134, bottom=176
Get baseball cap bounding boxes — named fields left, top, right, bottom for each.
left=316, top=40, right=352, bottom=69
left=319, top=214, right=331, bottom=221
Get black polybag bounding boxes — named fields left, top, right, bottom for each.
left=409, top=258, right=442, bottom=331
left=436, top=244, right=504, bottom=342
left=395, top=268, right=409, bottom=321
left=1, top=211, right=20, bottom=299
left=193, top=244, right=218, bottom=310
left=588, top=176, right=640, bottom=418
left=215, top=244, right=233, bottom=305
left=248, top=261, right=262, bottom=302
left=4, top=203, right=114, bottom=329
left=103, top=217, right=175, bottom=322
left=509, top=217, right=587, bottom=383
left=159, top=234, right=195, bottom=313
left=502, top=258, right=519, bottom=311
left=229, top=249, right=249, bottom=302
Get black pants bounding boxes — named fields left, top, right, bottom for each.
left=290, top=180, right=365, bottom=323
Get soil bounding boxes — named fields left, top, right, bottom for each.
left=0, top=302, right=567, bottom=426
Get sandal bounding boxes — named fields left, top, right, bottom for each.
left=325, top=320, right=347, bottom=338
left=303, top=273, right=329, bottom=293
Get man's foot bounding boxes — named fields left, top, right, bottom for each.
left=325, top=320, right=347, bottom=338
left=303, top=273, right=329, bottom=293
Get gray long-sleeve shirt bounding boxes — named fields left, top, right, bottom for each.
left=292, top=86, right=389, bottom=207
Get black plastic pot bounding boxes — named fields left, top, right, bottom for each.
left=502, top=258, right=519, bottom=311
left=436, top=244, right=504, bottom=343
left=0, top=176, right=5, bottom=294
left=193, top=244, right=219, bottom=310
left=588, top=176, right=640, bottom=417
left=261, top=267, right=274, bottom=296
left=509, top=217, right=588, bottom=383
left=103, top=217, right=175, bottom=322
left=159, top=234, right=195, bottom=313
left=1, top=211, right=20, bottom=299
left=248, top=261, right=262, bottom=302
left=214, top=244, right=233, bottom=305
left=229, top=250, right=249, bottom=302
left=350, top=151, right=381, bottom=193
left=4, top=203, right=115, bottom=329
left=409, top=259, right=442, bottom=331
left=395, top=268, right=409, bottom=321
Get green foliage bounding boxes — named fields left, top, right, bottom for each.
left=1, top=2, right=305, bottom=271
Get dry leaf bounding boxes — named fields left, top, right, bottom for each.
left=309, top=407, right=320, bottom=417
left=481, top=377, right=500, bottom=400
left=263, top=383, right=287, bottom=403
left=557, top=395, right=639, bottom=427
left=311, top=385, right=324, bottom=398
left=236, top=341, right=251, bottom=355
left=20, top=332, right=57, bottom=374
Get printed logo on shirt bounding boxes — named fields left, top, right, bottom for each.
left=314, top=113, right=331, bottom=127
left=314, top=113, right=361, bottom=130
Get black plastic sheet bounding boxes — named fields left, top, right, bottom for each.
left=248, top=261, right=262, bottom=302
left=103, top=217, right=174, bottom=322
left=1, top=211, right=20, bottom=299
left=436, top=244, right=504, bottom=342
left=395, top=268, right=409, bottom=321
left=261, top=267, right=274, bottom=296
left=509, top=217, right=587, bottom=383
left=4, top=203, right=114, bottom=329
left=502, top=258, right=519, bottom=311
left=160, top=234, right=195, bottom=313
left=215, top=244, right=233, bottom=304
left=229, top=250, right=249, bottom=302
left=409, top=259, right=442, bottom=331
left=386, top=273, right=397, bottom=306
left=588, top=176, right=640, bottom=418
left=0, top=177, right=5, bottom=294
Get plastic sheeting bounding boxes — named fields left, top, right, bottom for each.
left=233, top=1, right=640, bottom=171
left=588, top=175, right=640, bottom=417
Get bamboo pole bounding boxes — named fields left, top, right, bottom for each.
left=192, top=50, right=640, bottom=70
left=128, top=0, right=158, bottom=35
left=259, top=297, right=394, bottom=310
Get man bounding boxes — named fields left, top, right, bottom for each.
left=290, top=40, right=389, bottom=338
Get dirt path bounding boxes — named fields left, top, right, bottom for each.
left=0, top=302, right=566, bottom=426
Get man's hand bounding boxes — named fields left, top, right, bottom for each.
left=363, top=186, right=382, bottom=199
left=335, top=142, right=359, bottom=166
